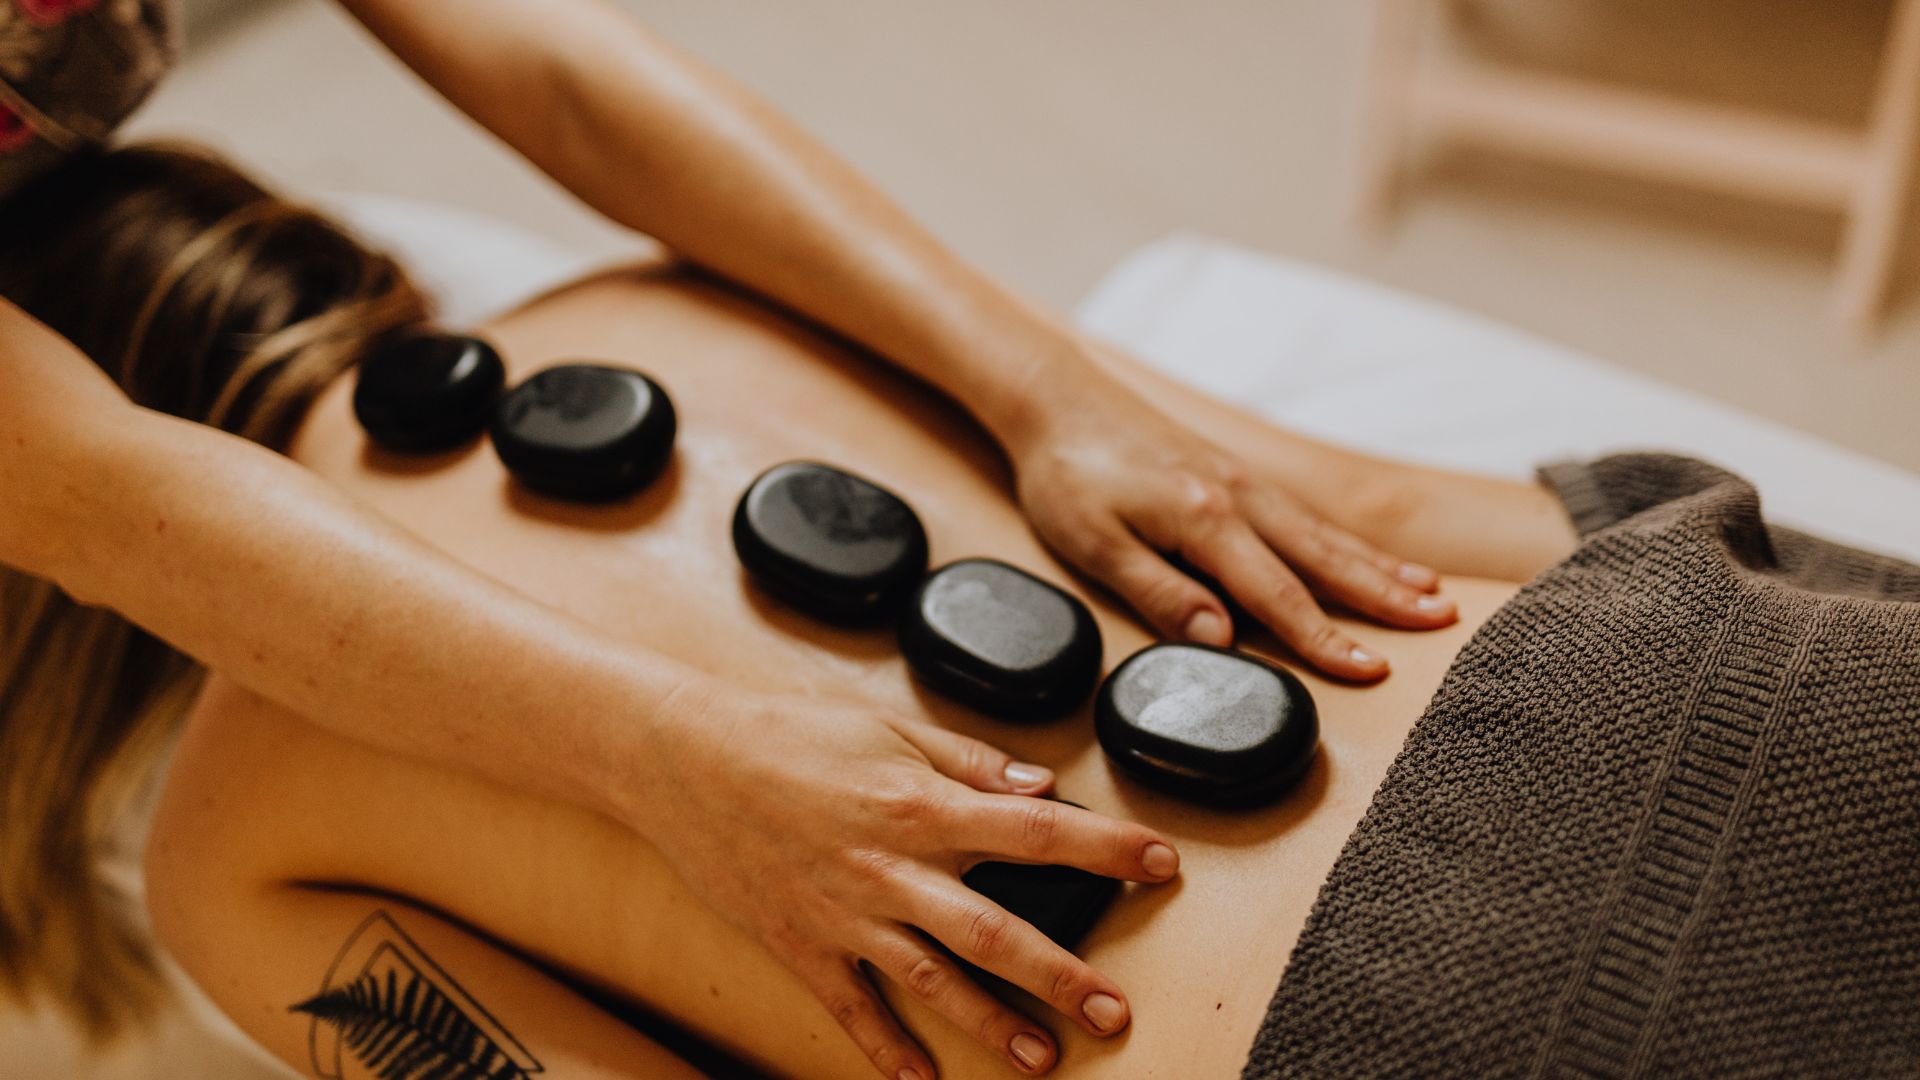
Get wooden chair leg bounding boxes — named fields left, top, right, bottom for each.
left=1835, top=0, right=1920, bottom=330
left=1351, top=0, right=1434, bottom=231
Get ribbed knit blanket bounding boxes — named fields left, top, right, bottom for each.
left=1243, top=454, right=1920, bottom=1078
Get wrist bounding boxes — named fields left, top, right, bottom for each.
left=598, top=663, right=733, bottom=832
left=967, top=333, right=1106, bottom=460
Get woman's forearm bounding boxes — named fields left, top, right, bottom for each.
left=338, top=0, right=1089, bottom=446
left=65, top=412, right=706, bottom=817
left=0, top=304, right=703, bottom=824
left=62, top=410, right=713, bottom=821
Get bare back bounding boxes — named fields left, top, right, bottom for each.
left=149, top=264, right=1535, bottom=1079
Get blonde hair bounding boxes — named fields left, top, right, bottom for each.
left=0, top=141, right=430, bottom=1040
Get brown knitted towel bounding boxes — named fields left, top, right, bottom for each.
left=1242, top=453, right=1920, bottom=1079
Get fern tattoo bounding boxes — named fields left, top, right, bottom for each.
left=292, top=911, right=542, bottom=1080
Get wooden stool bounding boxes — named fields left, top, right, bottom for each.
left=1354, top=0, right=1920, bottom=331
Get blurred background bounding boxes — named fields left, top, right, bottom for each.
left=10, top=0, right=1920, bottom=1075
left=122, top=0, right=1920, bottom=471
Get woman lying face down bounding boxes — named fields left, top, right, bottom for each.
left=0, top=142, right=1575, bottom=1078
left=26, top=144, right=1920, bottom=1080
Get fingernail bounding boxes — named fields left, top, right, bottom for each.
left=1083, top=991, right=1127, bottom=1033
left=1415, top=595, right=1454, bottom=614
left=1349, top=644, right=1383, bottom=666
left=1397, top=563, right=1438, bottom=588
left=1003, top=762, right=1050, bottom=789
left=1010, top=1032, right=1050, bottom=1071
left=1184, top=609, right=1229, bottom=645
left=898, top=1069, right=926, bottom=1080
left=1141, top=841, right=1179, bottom=879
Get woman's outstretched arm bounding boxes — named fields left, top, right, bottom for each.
left=0, top=299, right=696, bottom=825
left=334, top=0, right=1463, bottom=682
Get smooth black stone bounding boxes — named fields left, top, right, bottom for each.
left=732, top=462, right=929, bottom=624
left=352, top=332, right=506, bottom=453
left=490, top=364, right=676, bottom=502
left=899, top=558, right=1102, bottom=722
left=956, top=800, right=1120, bottom=992
left=1095, top=643, right=1318, bottom=807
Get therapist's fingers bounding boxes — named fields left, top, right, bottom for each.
left=1308, top=513, right=1441, bottom=593
left=794, top=951, right=938, bottom=1080
left=894, top=721, right=1056, bottom=797
left=1066, top=516, right=1235, bottom=646
left=951, top=791, right=1179, bottom=884
left=864, top=926, right=1058, bottom=1076
left=1250, top=497, right=1456, bottom=630
left=1155, top=502, right=1390, bottom=681
left=910, top=876, right=1132, bottom=1043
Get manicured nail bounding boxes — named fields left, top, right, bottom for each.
left=1397, top=563, right=1438, bottom=588
left=1184, top=609, right=1229, bottom=645
left=1010, top=1032, right=1050, bottom=1071
left=1141, top=841, right=1179, bottom=879
left=1415, top=595, right=1454, bottom=614
left=898, top=1069, right=926, bottom=1080
left=1349, top=644, right=1383, bottom=666
left=1003, top=762, right=1050, bottom=789
left=1082, top=991, right=1127, bottom=1033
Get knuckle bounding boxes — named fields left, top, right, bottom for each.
left=1082, top=540, right=1120, bottom=576
left=1048, top=960, right=1086, bottom=1005
left=1084, top=529, right=1133, bottom=573
left=1269, top=574, right=1310, bottom=608
left=1193, top=484, right=1235, bottom=523
left=964, top=906, right=1013, bottom=961
left=976, top=1010, right=1007, bottom=1047
left=1019, top=801, right=1062, bottom=853
left=958, top=738, right=1003, bottom=784
left=1140, top=572, right=1203, bottom=622
left=840, top=846, right=900, bottom=892
left=1210, top=455, right=1251, bottom=492
left=1176, top=473, right=1235, bottom=523
left=1309, top=621, right=1347, bottom=655
left=1298, top=521, right=1338, bottom=564
left=828, top=992, right=867, bottom=1031
left=876, top=780, right=943, bottom=827
left=904, top=955, right=948, bottom=1000
left=760, top=914, right=808, bottom=961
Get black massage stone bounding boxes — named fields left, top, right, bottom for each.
left=899, top=558, right=1102, bottom=722
left=490, top=364, right=676, bottom=502
left=732, top=462, right=929, bottom=624
left=957, top=801, right=1120, bottom=989
left=352, top=332, right=506, bottom=453
left=1095, top=643, right=1318, bottom=807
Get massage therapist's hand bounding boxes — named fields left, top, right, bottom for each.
left=627, top=681, right=1178, bottom=1079
left=1004, top=363, right=1456, bottom=681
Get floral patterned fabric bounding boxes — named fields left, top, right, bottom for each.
left=0, top=0, right=177, bottom=195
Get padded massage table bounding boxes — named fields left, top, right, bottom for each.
left=23, top=199, right=1914, bottom=1080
